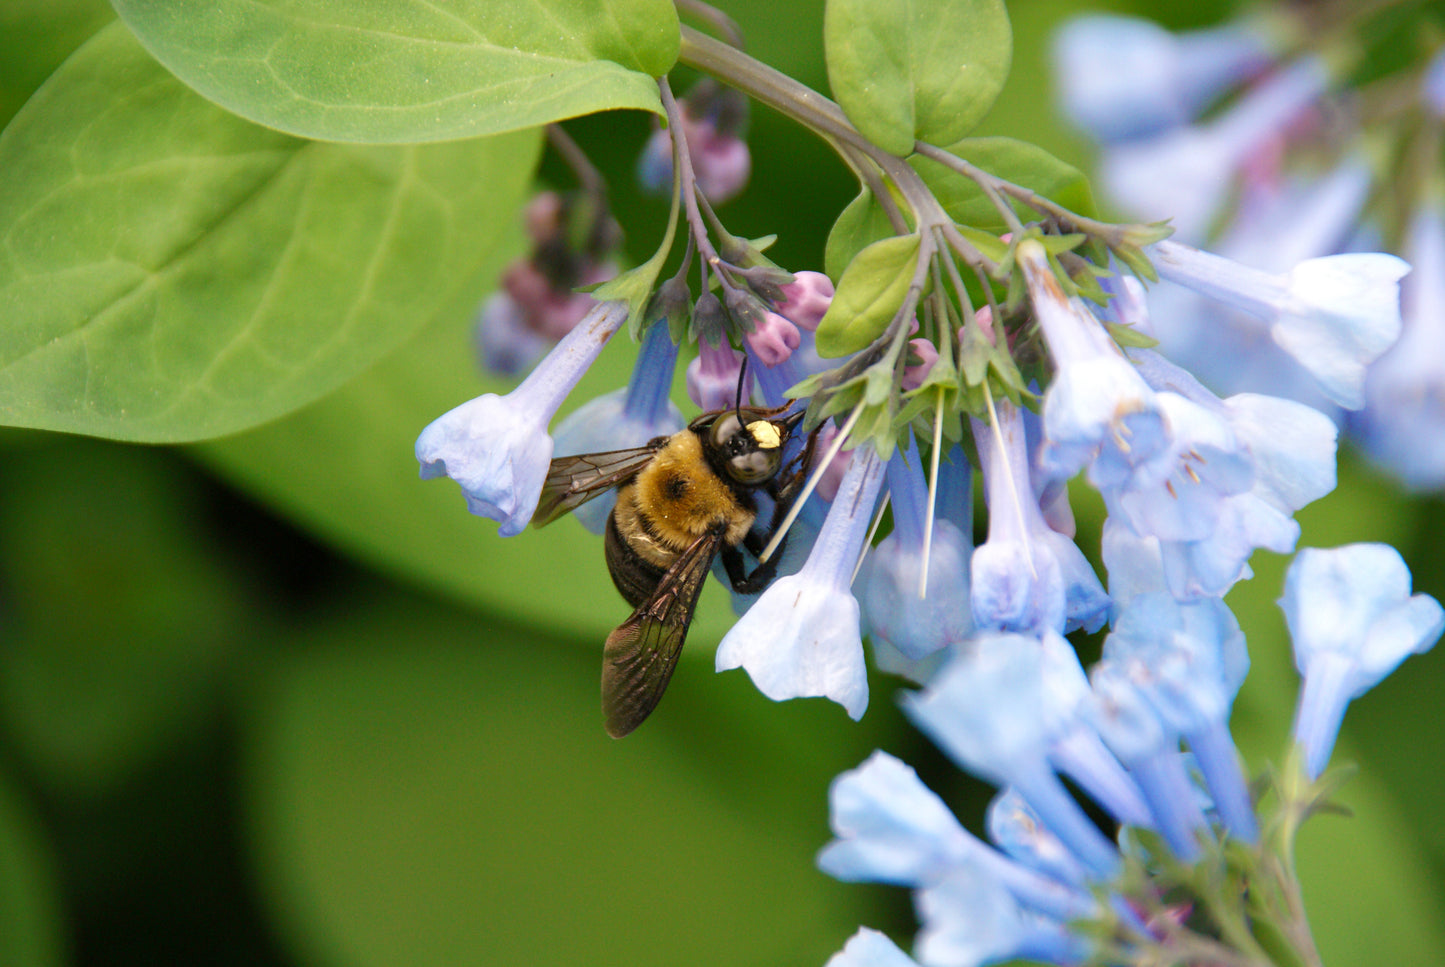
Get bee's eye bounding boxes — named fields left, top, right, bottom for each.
left=710, top=413, right=783, bottom=485
left=727, top=445, right=781, bottom=485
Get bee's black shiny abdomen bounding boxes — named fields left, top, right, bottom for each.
left=604, top=511, right=667, bottom=608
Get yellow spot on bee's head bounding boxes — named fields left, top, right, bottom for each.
left=748, top=420, right=782, bottom=449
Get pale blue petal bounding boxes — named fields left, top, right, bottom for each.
left=819, top=751, right=972, bottom=885
left=914, top=866, right=1084, bottom=967
left=826, top=928, right=920, bottom=967
left=415, top=392, right=553, bottom=537
left=1270, top=254, right=1410, bottom=408
left=1052, top=15, right=1273, bottom=143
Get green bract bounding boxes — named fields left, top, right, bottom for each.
left=815, top=233, right=921, bottom=357
left=0, top=24, right=538, bottom=443
left=110, top=0, right=680, bottom=143
left=824, top=0, right=1011, bottom=156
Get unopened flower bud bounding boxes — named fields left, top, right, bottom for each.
left=688, top=335, right=746, bottom=411
left=690, top=291, right=728, bottom=345
left=902, top=338, right=939, bottom=391
left=744, top=312, right=801, bottom=366
left=778, top=271, right=835, bottom=330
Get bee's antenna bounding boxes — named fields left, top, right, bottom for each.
left=734, top=353, right=750, bottom=416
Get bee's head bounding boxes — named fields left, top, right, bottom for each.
left=706, top=409, right=794, bottom=486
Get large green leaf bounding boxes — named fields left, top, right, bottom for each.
left=0, top=24, right=540, bottom=442
left=110, top=0, right=678, bottom=143
left=824, top=186, right=903, bottom=281
left=0, top=0, right=112, bottom=127
left=912, top=136, right=1097, bottom=232
left=824, top=0, right=1011, bottom=156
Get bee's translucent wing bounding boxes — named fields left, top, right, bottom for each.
left=531, top=445, right=660, bottom=528
left=601, top=529, right=722, bottom=738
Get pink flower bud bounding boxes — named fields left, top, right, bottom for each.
left=502, top=259, right=550, bottom=308
left=691, top=119, right=751, bottom=203
left=778, top=271, right=835, bottom=331
left=687, top=336, right=746, bottom=411
left=744, top=311, right=801, bottom=366
left=901, top=338, right=939, bottom=391
left=523, top=191, right=564, bottom=244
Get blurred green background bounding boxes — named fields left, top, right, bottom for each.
left=3, top=1, right=1444, bottom=965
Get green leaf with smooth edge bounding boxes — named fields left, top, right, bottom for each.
left=824, top=0, right=1011, bottom=156
left=0, top=24, right=541, bottom=442
left=910, top=137, right=1096, bottom=232
left=0, top=0, right=112, bottom=127
left=110, top=0, right=678, bottom=143
left=824, top=186, right=902, bottom=281
left=0, top=771, right=64, bottom=967
left=816, top=234, right=921, bottom=357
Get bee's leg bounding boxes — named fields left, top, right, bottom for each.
left=779, top=423, right=825, bottom=501
left=721, top=539, right=779, bottom=595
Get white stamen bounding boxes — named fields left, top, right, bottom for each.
left=984, top=383, right=1037, bottom=580
left=920, top=392, right=945, bottom=599
left=851, top=489, right=892, bottom=586
left=759, top=402, right=864, bottom=564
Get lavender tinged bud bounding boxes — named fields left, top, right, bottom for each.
left=724, top=284, right=770, bottom=333
left=648, top=276, right=693, bottom=344
left=690, top=291, right=728, bottom=346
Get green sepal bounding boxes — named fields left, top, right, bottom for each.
left=593, top=174, right=683, bottom=340
left=1104, top=321, right=1159, bottom=350
left=1039, top=233, right=1087, bottom=256
left=1111, top=240, right=1162, bottom=284
left=953, top=225, right=1011, bottom=268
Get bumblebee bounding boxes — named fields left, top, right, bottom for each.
left=532, top=405, right=812, bottom=737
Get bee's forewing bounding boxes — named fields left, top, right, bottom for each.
left=531, top=446, right=659, bottom=528
left=601, top=529, right=721, bottom=737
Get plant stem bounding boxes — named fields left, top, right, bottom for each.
left=674, top=0, right=745, bottom=49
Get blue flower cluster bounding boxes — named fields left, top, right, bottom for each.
left=822, top=544, right=1442, bottom=967
left=1054, top=11, right=1445, bottom=489
left=412, top=35, right=1445, bottom=963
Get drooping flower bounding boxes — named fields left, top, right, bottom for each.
left=715, top=445, right=886, bottom=719
left=1280, top=543, right=1444, bottom=778
left=551, top=321, right=685, bottom=533
left=970, top=399, right=1110, bottom=635
left=1109, top=349, right=1339, bottom=601
left=902, top=632, right=1133, bottom=877
left=858, top=437, right=974, bottom=662
left=1099, top=58, right=1330, bottom=241
left=1052, top=13, right=1275, bottom=143
left=416, top=301, right=629, bottom=535
left=1016, top=239, right=1168, bottom=487
left=1097, top=591, right=1257, bottom=845
left=1150, top=239, right=1409, bottom=409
